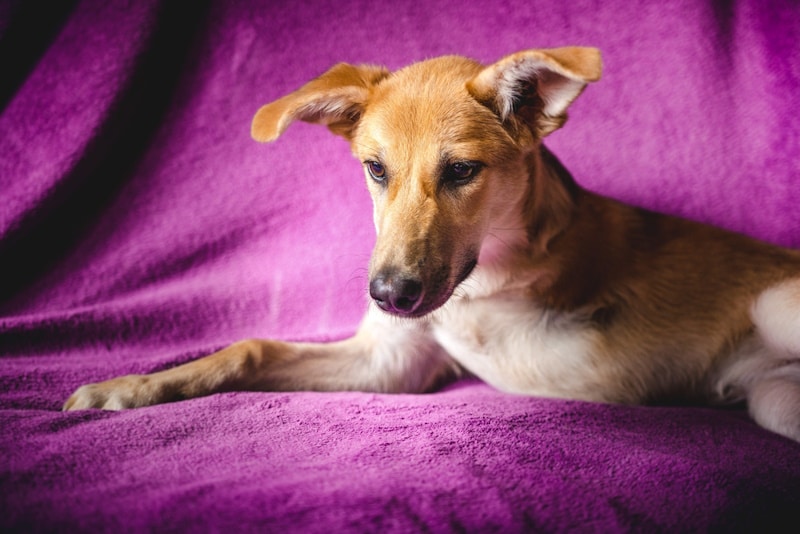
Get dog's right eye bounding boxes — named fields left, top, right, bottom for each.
left=442, top=161, right=481, bottom=187
left=365, top=161, right=387, bottom=182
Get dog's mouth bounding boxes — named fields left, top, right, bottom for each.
left=454, top=257, right=479, bottom=290
left=371, top=257, right=478, bottom=319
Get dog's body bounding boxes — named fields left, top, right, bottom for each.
left=64, top=48, right=800, bottom=442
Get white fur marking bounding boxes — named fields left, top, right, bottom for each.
left=433, top=294, right=601, bottom=400
left=751, top=280, right=800, bottom=355
left=748, top=365, right=800, bottom=441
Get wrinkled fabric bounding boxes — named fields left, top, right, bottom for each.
left=1, top=0, right=799, bottom=531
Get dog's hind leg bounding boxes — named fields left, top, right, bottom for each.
left=747, top=367, right=800, bottom=441
left=63, top=308, right=454, bottom=410
left=746, top=279, right=800, bottom=440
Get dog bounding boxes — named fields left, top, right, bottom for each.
left=64, top=47, right=800, bottom=442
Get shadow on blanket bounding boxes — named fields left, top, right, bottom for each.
left=2, top=0, right=799, bottom=531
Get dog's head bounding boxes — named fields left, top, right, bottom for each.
left=252, top=48, right=601, bottom=317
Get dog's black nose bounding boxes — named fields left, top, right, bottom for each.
left=369, top=273, right=423, bottom=315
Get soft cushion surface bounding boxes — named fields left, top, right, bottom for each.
left=2, top=0, right=799, bottom=531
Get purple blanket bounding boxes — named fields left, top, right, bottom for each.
left=2, top=0, right=799, bottom=531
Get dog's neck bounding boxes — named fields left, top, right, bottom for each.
left=521, top=145, right=645, bottom=311
left=470, top=143, right=629, bottom=311
left=468, top=144, right=584, bottom=300
left=525, top=144, right=583, bottom=251
left=479, top=144, right=582, bottom=259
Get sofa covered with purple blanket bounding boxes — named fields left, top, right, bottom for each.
left=2, top=0, right=799, bottom=531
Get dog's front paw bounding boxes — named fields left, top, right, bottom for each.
left=63, top=375, right=157, bottom=411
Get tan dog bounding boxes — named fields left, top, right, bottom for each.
left=64, top=48, right=800, bottom=442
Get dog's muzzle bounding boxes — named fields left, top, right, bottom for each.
left=369, top=258, right=477, bottom=317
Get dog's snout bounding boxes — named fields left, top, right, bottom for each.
left=370, top=272, right=424, bottom=316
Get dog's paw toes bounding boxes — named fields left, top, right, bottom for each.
left=63, top=375, right=153, bottom=411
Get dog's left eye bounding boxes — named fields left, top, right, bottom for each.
left=365, top=161, right=387, bottom=182
left=443, top=162, right=480, bottom=185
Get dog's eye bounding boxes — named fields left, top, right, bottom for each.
left=443, top=162, right=480, bottom=185
left=365, top=160, right=387, bottom=182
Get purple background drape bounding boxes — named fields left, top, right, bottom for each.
left=2, top=1, right=799, bottom=531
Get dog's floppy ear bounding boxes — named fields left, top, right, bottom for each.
left=467, top=47, right=602, bottom=137
left=252, top=63, right=390, bottom=142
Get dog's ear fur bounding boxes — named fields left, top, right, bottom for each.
left=467, top=47, right=602, bottom=137
left=252, top=63, right=390, bottom=142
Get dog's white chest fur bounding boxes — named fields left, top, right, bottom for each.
left=431, top=275, right=602, bottom=400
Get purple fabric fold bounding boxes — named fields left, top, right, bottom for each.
left=2, top=0, right=799, bottom=531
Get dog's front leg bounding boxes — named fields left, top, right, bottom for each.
left=63, top=308, right=454, bottom=410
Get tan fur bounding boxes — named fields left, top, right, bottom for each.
left=65, top=48, right=800, bottom=442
